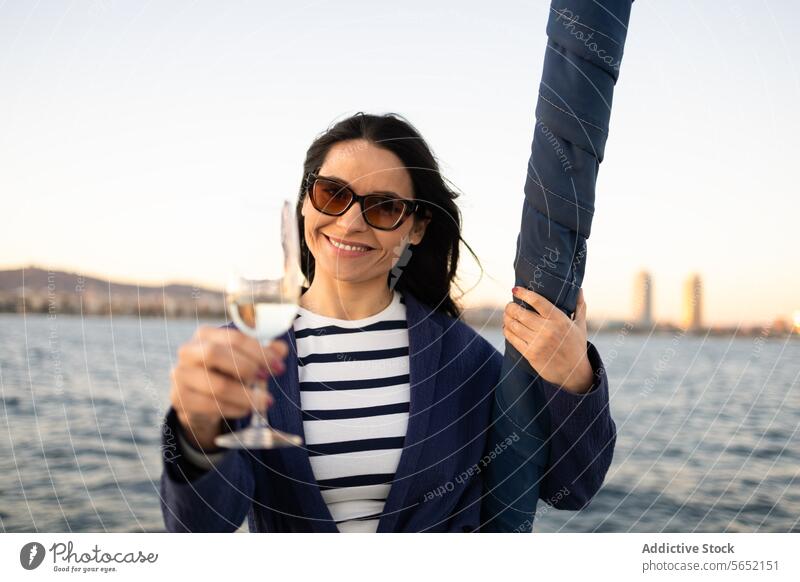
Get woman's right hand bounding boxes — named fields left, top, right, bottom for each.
left=169, top=326, right=289, bottom=451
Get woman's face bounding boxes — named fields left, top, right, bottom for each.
left=301, top=139, right=429, bottom=286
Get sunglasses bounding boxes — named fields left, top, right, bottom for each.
left=305, top=172, right=424, bottom=231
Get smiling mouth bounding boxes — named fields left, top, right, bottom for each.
left=323, top=234, right=375, bottom=252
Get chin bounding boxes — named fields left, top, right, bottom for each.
left=315, top=262, right=388, bottom=286
left=324, top=269, right=373, bottom=284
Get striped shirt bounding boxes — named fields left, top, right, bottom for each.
left=294, top=290, right=410, bottom=533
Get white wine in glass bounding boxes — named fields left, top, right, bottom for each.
left=214, top=200, right=304, bottom=449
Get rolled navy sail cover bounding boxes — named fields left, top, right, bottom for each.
left=481, top=0, right=633, bottom=532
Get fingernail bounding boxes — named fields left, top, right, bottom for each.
left=512, top=286, right=519, bottom=294
left=273, top=360, right=286, bottom=374
left=255, top=367, right=268, bottom=380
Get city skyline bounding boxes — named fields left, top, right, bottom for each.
left=2, top=264, right=798, bottom=332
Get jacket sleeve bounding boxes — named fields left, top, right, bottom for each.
left=159, top=406, right=255, bottom=532
left=481, top=0, right=632, bottom=532
left=536, top=340, right=616, bottom=510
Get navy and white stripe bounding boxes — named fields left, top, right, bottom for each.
left=295, top=290, right=409, bottom=533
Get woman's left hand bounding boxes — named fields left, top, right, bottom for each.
left=503, top=286, right=594, bottom=394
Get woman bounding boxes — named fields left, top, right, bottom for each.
left=160, top=112, right=614, bottom=532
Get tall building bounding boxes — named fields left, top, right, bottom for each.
left=632, top=270, right=653, bottom=327
left=681, top=273, right=703, bottom=331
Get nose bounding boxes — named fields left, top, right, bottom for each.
left=336, top=198, right=369, bottom=231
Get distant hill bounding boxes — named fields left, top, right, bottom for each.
left=0, top=267, right=222, bottom=296
left=0, top=267, right=226, bottom=317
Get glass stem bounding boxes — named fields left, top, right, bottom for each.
left=251, top=377, right=271, bottom=429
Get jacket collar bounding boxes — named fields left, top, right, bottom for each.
left=270, top=289, right=444, bottom=532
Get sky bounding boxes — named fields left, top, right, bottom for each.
left=1, top=0, right=799, bottom=326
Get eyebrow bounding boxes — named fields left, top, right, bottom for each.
left=320, top=174, right=405, bottom=199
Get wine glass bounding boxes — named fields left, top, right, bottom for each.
left=214, top=200, right=304, bottom=449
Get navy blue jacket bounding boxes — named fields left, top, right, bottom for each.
left=159, top=289, right=613, bottom=532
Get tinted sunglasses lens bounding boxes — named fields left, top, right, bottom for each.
left=364, top=196, right=406, bottom=229
left=311, top=179, right=352, bottom=214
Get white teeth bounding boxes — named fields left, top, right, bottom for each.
left=328, top=236, right=369, bottom=252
